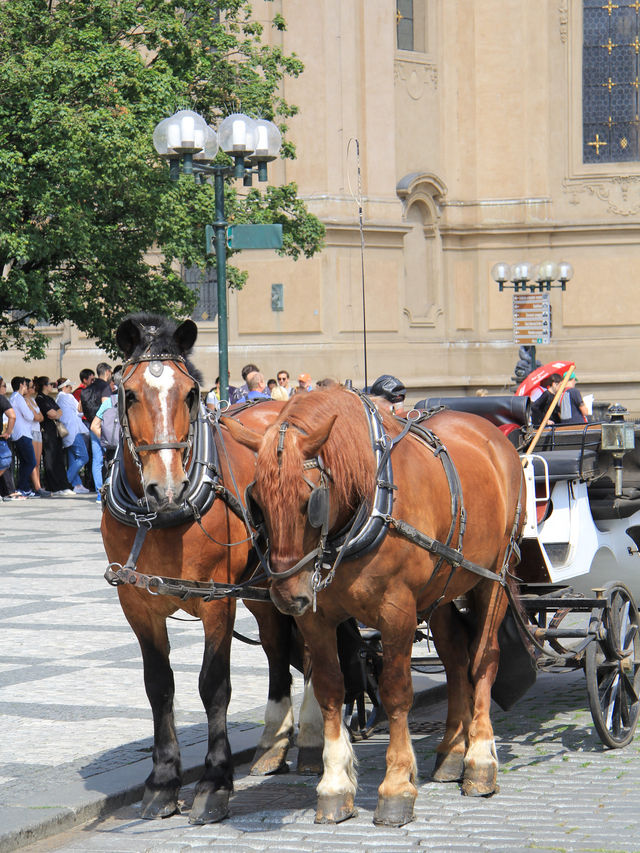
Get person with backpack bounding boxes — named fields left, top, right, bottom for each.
left=80, top=362, right=112, bottom=499
left=90, top=381, right=120, bottom=485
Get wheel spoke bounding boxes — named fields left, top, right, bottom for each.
left=617, top=599, right=630, bottom=651
left=623, top=622, right=638, bottom=652
left=619, top=678, right=632, bottom=729
left=620, top=669, right=640, bottom=708
left=602, top=671, right=620, bottom=731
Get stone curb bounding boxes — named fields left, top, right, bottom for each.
left=0, top=725, right=259, bottom=853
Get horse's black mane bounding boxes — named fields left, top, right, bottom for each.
left=124, top=312, right=203, bottom=384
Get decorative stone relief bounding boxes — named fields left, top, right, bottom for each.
left=559, top=0, right=568, bottom=44
left=394, top=60, right=438, bottom=100
left=402, top=305, right=444, bottom=328
left=563, top=176, right=640, bottom=216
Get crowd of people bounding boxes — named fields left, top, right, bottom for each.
left=1, top=356, right=409, bottom=504
left=4, top=351, right=591, bottom=504
left=0, top=363, right=119, bottom=502
left=204, top=365, right=341, bottom=411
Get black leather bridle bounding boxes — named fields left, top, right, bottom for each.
left=244, top=420, right=333, bottom=586
left=118, top=353, right=201, bottom=467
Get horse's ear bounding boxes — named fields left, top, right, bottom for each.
left=174, top=319, right=198, bottom=354
left=116, top=318, right=142, bottom=358
left=299, top=414, right=337, bottom=459
left=222, top=416, right=263, bottom=453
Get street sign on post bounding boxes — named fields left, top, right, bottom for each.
left=512, top=293, right=551, bottom=345
left=205, top=224, right=215, bottom=255
left=227, top=224, right=283, bottom=250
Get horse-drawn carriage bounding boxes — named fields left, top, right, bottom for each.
left=101, top=313, right=640, bottom=830
left=413, top=393, right=640, bottom=748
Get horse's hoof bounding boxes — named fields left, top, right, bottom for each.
left=373, top=793, right=415, bottom=827
left=140, top=786, right=180, bottom=819
left=431, top=751, right=464, bottom=783
left=250, top=742, right=290, bottom=776
left=314, top=793, right=356, bottom=823
left=189, top=788, right=230, bottom=824
left=297, top=746, right=323, bottom=775
left=461, top=766, right=499, bottom=797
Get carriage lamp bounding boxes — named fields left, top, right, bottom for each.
left=601, top=405, right=635, bottom=497
left=152, top=109, right=282, bottom=401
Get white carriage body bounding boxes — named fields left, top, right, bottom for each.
left=520, top=450, right=640, bottom=601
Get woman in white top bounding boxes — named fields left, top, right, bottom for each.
left=25, top=378, right=48, bottom=496
left=56, top=379, right=90, bottom=493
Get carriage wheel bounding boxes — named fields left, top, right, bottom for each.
left=585, top=582, right=640, bottom=748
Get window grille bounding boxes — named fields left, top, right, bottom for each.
left=182, top=265, right=218, bottom=322
left=583, top=0, right=640, bottom=162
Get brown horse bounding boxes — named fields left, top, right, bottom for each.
left=100, top=313, right=322, bottom=825
left=225, top=386, right=525, bottom=826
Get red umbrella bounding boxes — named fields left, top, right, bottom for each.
left=515, top=361, right=574, bottom=397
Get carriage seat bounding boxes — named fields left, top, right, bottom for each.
left=529, top=449, right=598, bottom=484
left=416, top=395, right=531, bottom=429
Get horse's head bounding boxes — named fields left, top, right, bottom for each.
left=116, top=314, right=201, bottom=513
left=225, top=389, right=375, bottom=616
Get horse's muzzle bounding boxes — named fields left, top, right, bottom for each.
left=145, top=480, right=189, bottom=514
left=269, top=584, right=312, bottom=616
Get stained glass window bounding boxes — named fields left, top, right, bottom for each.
left=583, top=0, right=640, bottom=163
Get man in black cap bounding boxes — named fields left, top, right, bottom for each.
left=369, top=374, right=406, bottom=416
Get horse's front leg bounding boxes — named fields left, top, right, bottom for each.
left=189, top=598, right=236, bottom=825
left=462, top=580, right=509, bottom=797
left=118, top=587, right=182, bottom=820
left=298, top=611, right=357, bottom=824
left=374, top=604, right=418, bottom=827
left=243, top=600, right=295, bottom=775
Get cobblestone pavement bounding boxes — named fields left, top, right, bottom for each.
left=18, top=669, right=640, bottom=853
left=3, top=499, right=640, bottom=852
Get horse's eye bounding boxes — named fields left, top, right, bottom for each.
left=125, top=389, right=137, bottom=407
left=186, top=389, right=195, bottom=409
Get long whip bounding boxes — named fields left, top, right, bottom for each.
left=347, top=138, right=368, bottom=390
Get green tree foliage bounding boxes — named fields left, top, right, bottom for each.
left=0, top=0, right=324, bottom=357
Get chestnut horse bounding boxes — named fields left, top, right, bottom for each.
left=226, top=386, right=524, bottom=827
left=100, top=314, right=322, bottom=825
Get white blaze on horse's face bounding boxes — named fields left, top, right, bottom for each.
left=141, top=363, right=184, bottom=502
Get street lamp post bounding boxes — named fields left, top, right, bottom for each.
left=491, top=260, right=574, bottom=382
left=152, top=110, right=282, bottom=402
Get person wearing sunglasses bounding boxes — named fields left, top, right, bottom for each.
left=276, top=370, right=293, bottom=397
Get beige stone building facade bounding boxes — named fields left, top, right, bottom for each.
left=6, top=1, right=640, bottom=414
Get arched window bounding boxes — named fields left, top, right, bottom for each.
left=583, top=0, right=640, bottom=163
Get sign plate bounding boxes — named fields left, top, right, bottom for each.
left=227, top=224, right=283, bottom=250
left=205, top=224, right=215, bottom=255
left=512, top=293, right=551, bottom=345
